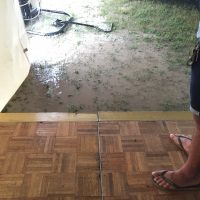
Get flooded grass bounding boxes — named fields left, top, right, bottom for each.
left=2, top=0, right=192, bottom=113
left=101, top=0, right=199, bottom=50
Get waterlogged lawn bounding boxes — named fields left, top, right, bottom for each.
left=101, top=0, right=199, bottom=50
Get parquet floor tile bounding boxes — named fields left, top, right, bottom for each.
left=99, top=120, right=200, bottom=200
left=0, top=120, right=199, bottom=199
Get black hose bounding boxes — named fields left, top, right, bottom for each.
left=26, top=9, right=113, bottom=36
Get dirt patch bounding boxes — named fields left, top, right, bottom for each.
left=3, top=0, right=189, bottom=112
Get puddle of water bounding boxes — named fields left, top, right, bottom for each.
left=2, top=0, right=189, bottom=112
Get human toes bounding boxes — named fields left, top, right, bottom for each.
left=152, top=170, right=166, bottom=178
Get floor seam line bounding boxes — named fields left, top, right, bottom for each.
left=97, top=112, right=104, bottom=200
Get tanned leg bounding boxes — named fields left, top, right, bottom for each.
left=152, top=114, right=200, bottom=189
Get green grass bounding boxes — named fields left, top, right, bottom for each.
left=160, top=100, right=189, bottom=111
left=101, top=0, right=199, bottom=50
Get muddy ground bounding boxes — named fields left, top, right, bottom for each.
left=3, top=0, right=189, bottom=113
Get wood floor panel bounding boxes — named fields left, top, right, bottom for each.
left=54, top=137, right=77, bottom=153
left=0, top=136, right=10, bottom=155
left=99, top=120, right=199, bottom=199
left=176, top=121, right=195, bottom=136
left=125, top=152, right=148, bottom=173
left=77, top=153, right=99, bottom=171
left=127, top=172, right=154, bottom=193
left=78, top=135, right=98, bottom=153
left=2, top=152, right=25, bottom=174
left=159, top=135, right=179, bottom=152
left=76, top=172, right=101, bottom=196
left=54, top=153, right=76, bottom=173
left=56, top=122, right=77, bottom=137
left=119, top=121, right=140, bottom=136
left=0, top=123, right=17, bottom=135
left=165, top=121, right=195, bottom=136
left=104, top=198, right=130, bottom=200
left=8, top=136, right=35, bottom=152
left=76, top=122, right=97, bottom=135
left=75, top=197, right=101, bottom=200
left=25, top=154, right=55, bottom=174
left=121, top=135, right=146, bottom=152
left=14, top=123, right=38, bottom=137
left=102, top=172, right=128, bottom=198
left=100, top=136, right=123, bottom=153
left=101, top=153, right=126, bottom=172
left=36, top=122, right=58, bottom=137
left=0, top=122, right=100, bottom=199
left=99, top=122, right=120, bottom=136
left=47, top=173, right=76, bottom=195
left=0, top=119, right=199, bottom=199
left=138, top=121, right=167, bottom=135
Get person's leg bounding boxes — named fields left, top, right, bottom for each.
left=152, top=43, right=200, bottom=190
left=152, top=114, right=200, bottom=189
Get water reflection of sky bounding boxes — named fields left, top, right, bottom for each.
left=28, top=0, right=105, bottom=64
left=33, top=63, right=66, bottom=86
left=28, top=0, right=105, bottom=93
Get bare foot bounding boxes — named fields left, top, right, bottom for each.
left=170, top=133, right=192, bottom=156
left=152, top=170, right=200, bottom=190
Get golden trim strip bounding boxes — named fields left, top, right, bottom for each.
left=0, top=112, right=193, bottom=122
left=0, top=113, right=97, bottom=122
left=98, top=111, right=193, bottom=121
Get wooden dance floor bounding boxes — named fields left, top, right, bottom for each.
left=0, top=112, right=199, bottom=200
